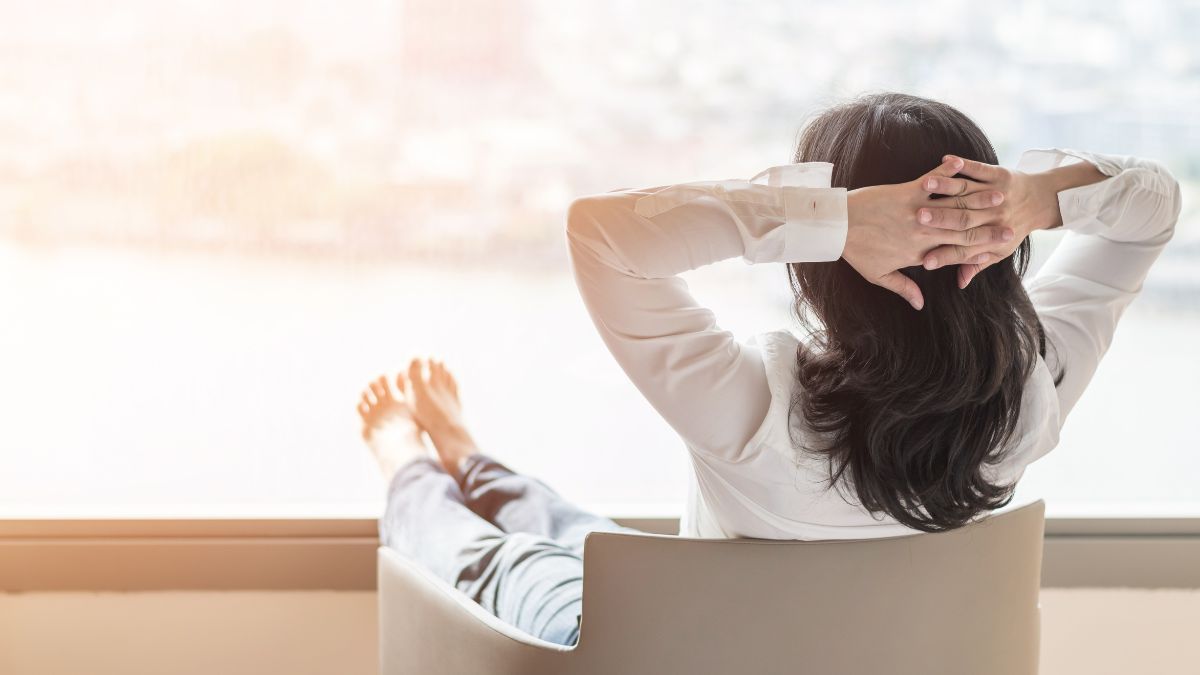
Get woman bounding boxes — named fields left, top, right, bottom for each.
left=358, top=93, right=1180, bottom=645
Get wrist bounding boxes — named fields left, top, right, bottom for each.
left=1030, top=162, right=1108, bottom=231
left=843, top=187, right=872, bottom=256
left=1024, top=170, right=1066, bottom=231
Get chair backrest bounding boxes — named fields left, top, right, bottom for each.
left=379, top=500, right=1045, bottom=675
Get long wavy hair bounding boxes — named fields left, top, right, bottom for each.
left=789, top=93, right=1057, bottom=532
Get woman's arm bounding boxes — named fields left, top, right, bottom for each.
left=921, top=150, right=1182, bottom=421
left=565, top=158, right=1005, bottom=460
left=1018, top=150, right=1181, bottom=421
left=565, top=170, right=840, bottom=461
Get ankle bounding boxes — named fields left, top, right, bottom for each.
left=429, top=421, right=477, bottom=450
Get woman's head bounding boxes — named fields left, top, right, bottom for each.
left=789, top=92, right=1050, bottom=532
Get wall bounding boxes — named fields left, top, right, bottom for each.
left=0, top=591, right=376, bottom=675
left=1, top=589, right=1198, bottom=674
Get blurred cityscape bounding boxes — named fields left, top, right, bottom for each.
left=2, top=0, right=1198, bottom=512
left=0, top=0, right=1196, bottom=268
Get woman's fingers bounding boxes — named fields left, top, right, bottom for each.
left=928, top=223, right=1014, bottom=248
left=922, top=174, right=1006, bottom=205
left=922, top=174, right=974, bottom=197
left=943, top=155, right=1003, bottom=183
left=925, top=155, right=965, bottom=178
left=916, top=156, right=970, bottom=195
left=875, top=270, right=924, bottom=311
left=957, top=253, right=1001, bottom=288
left=922, top=242, right=997, bottom=270
left=924, top=189, right=1004, bottom=211
left=917, top=201, right=1005, bottom=229
left=958, top=261, right=982, bottom=289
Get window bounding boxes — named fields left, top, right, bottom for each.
left=1, top=0, right=1195, bottom=517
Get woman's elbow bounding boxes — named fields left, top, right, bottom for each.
left=565, top=194, right=627, bottom=272
left=566, top=192, right=639, bottom=254
left=565, top=195, right=602, bottom=241
left=1162, top=169, right=1183, bottom=242
left=1149, top=160, right=1182, bottom=231
left=1130, top=161, right=1182, bottom=244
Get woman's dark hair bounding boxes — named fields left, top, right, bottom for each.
left=789, top=92, right=1055, bottom=532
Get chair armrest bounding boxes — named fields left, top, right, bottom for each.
left=378, top=547, right=575, bottom=675
left=379, top=547, right=573, bottom=652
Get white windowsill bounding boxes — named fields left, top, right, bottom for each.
left=5, top=499, right=1200, bottom=520
left=3, top=508, right=1200, bottom=592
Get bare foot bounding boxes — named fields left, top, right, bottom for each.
left=357, top=374, right=429, bottom=482
left=404, top=358, right=480, bottom=476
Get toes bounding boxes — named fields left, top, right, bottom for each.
left=378, top=375, right=394, bottom=400
left=361, top=389, right=377, bottom=407
left=370, top=376, right=390, bottom=402
left=395, top=372, right=408, bottom=398
left=355, top=398, right=374, bottom=420
left=434, top=360, right=457, bottom=393
left=408, top=358, right=428, bottom=392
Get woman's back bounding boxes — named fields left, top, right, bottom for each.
left=678, top=327, right=1060, bottom=539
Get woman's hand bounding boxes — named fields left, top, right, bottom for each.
left=917, top=155, right=1064, bottom=288
left=844, top=156, right=1012, bottom=310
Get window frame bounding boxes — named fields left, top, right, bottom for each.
left=3, top=514, right=1198, bottom=591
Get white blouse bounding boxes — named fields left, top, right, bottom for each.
left=565, top=149, right=1181, bottom=539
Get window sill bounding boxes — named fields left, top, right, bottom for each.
left=3, top=512, right=1200, bottom=592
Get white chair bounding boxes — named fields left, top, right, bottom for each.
left=379, top=499, right=1044, bottom=675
